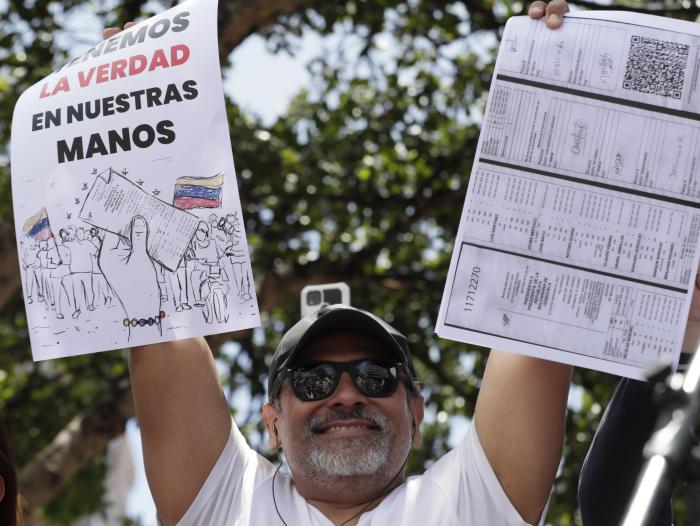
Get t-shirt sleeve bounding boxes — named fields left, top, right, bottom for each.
left=424, top=423, right=547, bottom=526
left=175, top=419, right=276, bottom=526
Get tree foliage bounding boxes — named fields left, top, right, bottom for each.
left=1, top=0, right=699, bottom=524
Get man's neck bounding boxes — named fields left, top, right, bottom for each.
left=294, top=474, right=406, bottom=526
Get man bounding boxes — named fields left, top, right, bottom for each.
left=105, top=2, right=582, bottom=524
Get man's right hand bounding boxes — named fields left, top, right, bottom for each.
left=528, top=0, right=569, bottom=29
left=99, top=22, right=234, bottom=525
left=102, top=21, right=135, bottom=40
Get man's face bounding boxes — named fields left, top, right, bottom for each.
left=264, top=331, right=423, bottom=484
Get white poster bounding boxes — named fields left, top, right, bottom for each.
left=437, top=11, right=700, bottom=379
left=11, top=0, right=260, bottom=361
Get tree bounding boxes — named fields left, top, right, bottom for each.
left=1, top=0, right=698, bottom=523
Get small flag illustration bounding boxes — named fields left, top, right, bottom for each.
left=22, top=208, right=53, bottom=241
left=173, top=173, right=224, bottom=210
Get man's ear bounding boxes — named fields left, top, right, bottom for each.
left=262, top=402, right=280, bottom=452
left=410, top=394, right=425, bottom=446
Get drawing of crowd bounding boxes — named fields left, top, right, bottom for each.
left=166, top=211, right=253, bottom=324
left=20, top=207, right=252, bottom=326
left=19, top=225, right=113, bottom=320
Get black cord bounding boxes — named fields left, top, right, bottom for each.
left=272, top=450, right=290, bottom=526
left=340, top=455, right=409, bottom=526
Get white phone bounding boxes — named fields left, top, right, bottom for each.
left=300, top=282, right=351, bottom=318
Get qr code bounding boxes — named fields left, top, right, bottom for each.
left=622, top=35, right=689, bottom=99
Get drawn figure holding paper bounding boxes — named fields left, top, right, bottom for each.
left=99, top=215, right=163, bottom=338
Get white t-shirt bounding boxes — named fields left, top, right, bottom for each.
left=176, top=422, right=543, bottom=526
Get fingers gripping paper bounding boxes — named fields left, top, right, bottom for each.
left=11, top=0, right=260, bottom=360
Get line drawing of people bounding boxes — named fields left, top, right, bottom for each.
left=66, top=227, right=97, bottom=319
left=48, top=235, right=72, bottom=319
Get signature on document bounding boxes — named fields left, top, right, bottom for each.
left=570, top=119, right=588, bottom=156
left=598, top=52, right=614, bottom=84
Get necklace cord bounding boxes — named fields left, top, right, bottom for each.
left=272, top=451, right=290, bottom=526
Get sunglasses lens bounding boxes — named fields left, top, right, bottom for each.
left=291, top=364, right=336, bottom=401
left=354, top=361, right=399, bottom=397
left=288, top=360, right=402, bottom=401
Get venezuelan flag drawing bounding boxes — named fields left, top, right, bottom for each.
left=22, top=208, right=53, bottom=241
left=173, top=173, right=224, bottom=210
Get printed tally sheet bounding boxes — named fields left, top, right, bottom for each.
left=437, top=12, right=700, bottom=379
left=11, top=0, right=260, bottom=360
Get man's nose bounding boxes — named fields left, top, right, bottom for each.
left=330, top=371, right=366, bottom=405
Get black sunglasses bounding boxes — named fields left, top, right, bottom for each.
left=283, top=359, right=414, bottom=401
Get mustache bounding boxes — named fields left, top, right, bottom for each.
left=307, top=406, right=389, bottom=434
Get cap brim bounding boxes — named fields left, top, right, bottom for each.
left=283, top=309, right=408, bottom=368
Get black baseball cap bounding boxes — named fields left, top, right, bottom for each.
left=267, top=304, right=417, bottom=400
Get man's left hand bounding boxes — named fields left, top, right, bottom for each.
left=528, top=0, right=569, bottom=29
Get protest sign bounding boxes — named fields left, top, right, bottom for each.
left=11, top=0, right=260, bottom=360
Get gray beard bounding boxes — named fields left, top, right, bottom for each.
left=285, top=406, right=406, bottom=479
left=306, top=433, right=390, bottom=477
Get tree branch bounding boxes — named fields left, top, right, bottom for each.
left=18, top=384, right=134, bottom=510
left=217, top=0, right=311, bottom=62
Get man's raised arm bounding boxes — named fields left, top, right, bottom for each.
left=469, top=2, right=572, bottom=523
left=130, top=338, right=231, bottom=525
left=95, top=24, right=234, bottom=524
left=474, top=352, right=572, bottom=524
